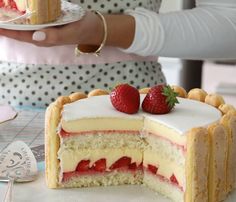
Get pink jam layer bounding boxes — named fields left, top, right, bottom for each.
left=144, top=167, right=184, bottom=192
left=62, top=167, right=143, bottom=182
left=59, top=129, right=140, bottom=138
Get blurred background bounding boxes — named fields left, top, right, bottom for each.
left=159, top=0, right=236, bottom=107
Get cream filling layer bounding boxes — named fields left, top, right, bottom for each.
left=143, top=149, right=185, bottom=188
left=58, top=148, right=143, bottom=173
left=143, top=119, right=186, bottom=146
left=61, top=118, right=143, bottom=133
left=61, top=117, right=186, bottom=146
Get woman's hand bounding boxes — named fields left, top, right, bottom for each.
left=0, top=11, right=104, bottom=47
left=0, top=11, right=135, bottom=49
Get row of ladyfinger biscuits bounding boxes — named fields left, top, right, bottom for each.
left=53, top=85, right=236, bottom=116
left=168, top=86, right=236, bottom=201
left=170, top=85, right=236, bottom=116
left=164, top=86, right=236, bottom=201
left=140, top=86, right=236, bottom=201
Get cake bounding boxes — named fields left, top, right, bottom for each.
left=0, top=0, right=61, bottom=24
left=45, top=85, right=236, bottom=202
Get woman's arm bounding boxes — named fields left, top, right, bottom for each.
left=123, top=0, right=236, bottom=60
left=0, top=11, right=135, bottom=48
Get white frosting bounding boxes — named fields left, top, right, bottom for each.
left=144, top=98, right=222, bottom=134
left=62, top=95, right=222, bottom=135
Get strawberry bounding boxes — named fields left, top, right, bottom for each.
left=129, top=162, right=137, bottom=170
left=142, top=84, right=179, bottom=114
left=9, top=0, right=17, bottom=10
left=92, top=158, right=106, bottom=172
left=62, top=172, right=74, bottom=182
left=0, top=1, right=5, bottom=7
left=170, top=174, right=179, bottom=185
left=148, top=164, right=158, bottom=175
left=109, top=156, right=132, bottom=170
left=110, top=84, right=140, bottom=114
left=76, top=160, right=90, bottom=172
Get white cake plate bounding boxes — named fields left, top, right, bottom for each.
left=0, top=1, right=85, bottom=30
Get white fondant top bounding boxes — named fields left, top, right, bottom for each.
left=62, top=95, right=143, bottom=121
left=62, top=95, right=222, bottom=134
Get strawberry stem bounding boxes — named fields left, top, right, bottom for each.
left=162, top=85, right=179, bottom=108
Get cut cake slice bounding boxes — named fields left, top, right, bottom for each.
left=0, top=0, right=61, bottom=24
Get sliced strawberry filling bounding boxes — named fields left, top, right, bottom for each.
left=145, top=164, right=183, bottom=191
left=0, top=0, right=5, bottom=8
left=62, top=156, right=142, bottom=182
left=62, top=161, right=183, bottom=191
left=147, top=164, right=158, bottom=175
left=0, top=0, right=25, bottom=12
left=109, top=156, right=131, bottom=170
left=0, top=0, right=16, bottom=9
left=170, top=174, right=179, bottom=186
left=93, top=158, right=106, bottom=172
left=8, top=0, right=17, bottom=10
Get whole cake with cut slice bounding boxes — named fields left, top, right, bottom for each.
left=0, top=0, right=61, bottom=24
left=45, top=84, right=236, bottom=202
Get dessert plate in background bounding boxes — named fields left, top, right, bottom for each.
left=0, top=1, right=85, bottom=31
left=0, top=104, right=17, bottom=124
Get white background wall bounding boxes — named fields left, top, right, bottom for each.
left=160, top=0, right=183, bottom=12
left=159, top=0, right=184, bottom=86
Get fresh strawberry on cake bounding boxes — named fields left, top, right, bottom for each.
left=110, top=83, right=140, bottom=114
left=142, top=84, right=179, bottom=114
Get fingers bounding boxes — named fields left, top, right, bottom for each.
left=0, top=28, right=34, bottom=43
left=0, top=27, right=62, bottom=47
left=0, top=19, right=82, bottom=46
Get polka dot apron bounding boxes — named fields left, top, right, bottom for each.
left=0, top=0, right=165, bottom=108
